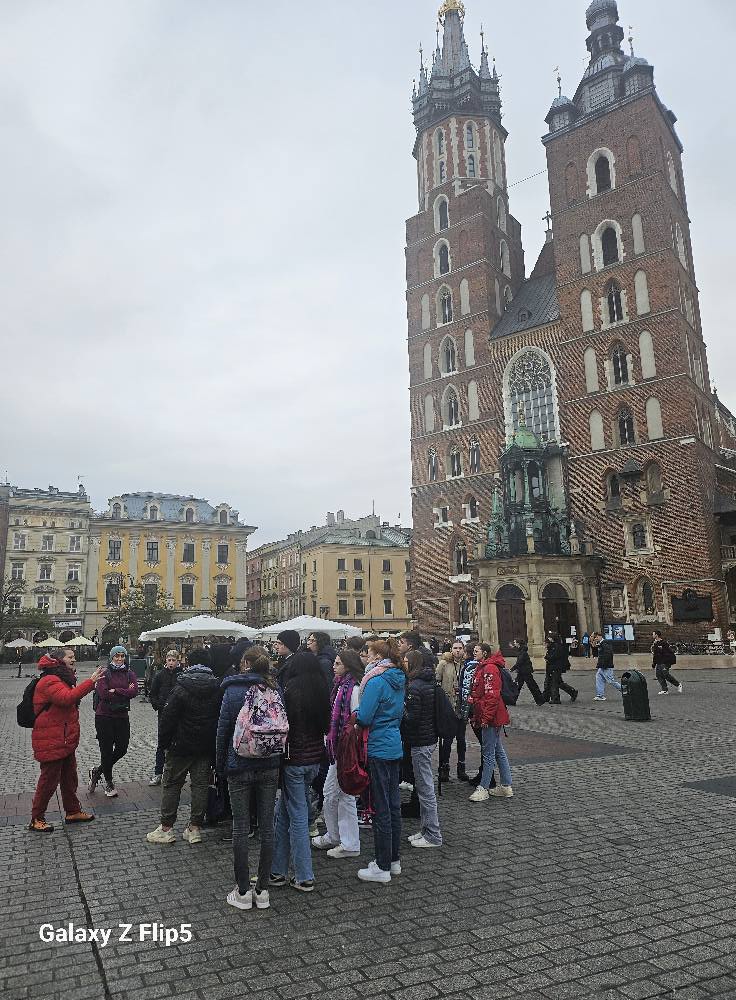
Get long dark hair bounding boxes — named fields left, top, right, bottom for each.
left=335, top=648, right=364, bottom=683
left=284, top=651, right=331, bottom=735
left=405, top=649, right=425, bottom=680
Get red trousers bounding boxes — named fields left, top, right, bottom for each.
left=32, top=753, right=82, bottom=820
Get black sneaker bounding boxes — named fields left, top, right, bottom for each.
left=269, top=874, right=287, bottom=887
left=570, top=690, right=579, bottom=703
left=289, top=877, right=314, bottom=893
left=221, top=829, right=233, bottom=843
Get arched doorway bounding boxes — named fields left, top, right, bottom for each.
left=496, top=584, right=527, bottom=655
left=542, top=582, right=578, bottom=640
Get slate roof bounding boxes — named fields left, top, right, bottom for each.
left=491, top=272, right=560, bottom=340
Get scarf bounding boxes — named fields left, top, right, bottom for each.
left=358, top=659, right=389, bottom=696
left=326, top=674, right=356, bottom=764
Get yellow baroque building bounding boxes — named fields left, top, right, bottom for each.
left=85, top=492, right=256, bottom=638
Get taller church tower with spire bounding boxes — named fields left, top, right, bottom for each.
left=407, top=0, right=736, bottom=650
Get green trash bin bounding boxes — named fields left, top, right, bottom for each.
left=621, top=669, right=651, bottom=722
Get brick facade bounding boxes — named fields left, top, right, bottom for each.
left=407, top=1, right=736, bottom=647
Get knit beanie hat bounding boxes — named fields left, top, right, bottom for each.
left=109, top=645, right=128, bottom=667
left=276, top=630, right=300, bottom=654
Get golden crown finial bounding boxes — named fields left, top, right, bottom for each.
left=438, top=0, right=465, bottom=24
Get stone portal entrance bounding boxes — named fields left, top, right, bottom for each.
left=542, top=582, right=578, bottom=639
left=496, top=583, right=527, bottom=655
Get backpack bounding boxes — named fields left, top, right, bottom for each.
left=233, top=683, right=289, bottom=758
left=499, top=665, right=519, bottom=707
left=434, top=684, right=458, bottom=739
left=336, top=712, right=370, bottom=795
left=17, top=677, right=49, bottom=728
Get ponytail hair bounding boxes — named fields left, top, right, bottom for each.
left=367, top=637, right=404, bottom=670
left=241, top=645, right=276, bottom=688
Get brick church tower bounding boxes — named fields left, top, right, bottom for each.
left=407, top=0, right=736, bottom=649
left=406, top=0, right=524, bottom=636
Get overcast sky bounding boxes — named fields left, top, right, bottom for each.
left=1, top=0, right=733, bottom=545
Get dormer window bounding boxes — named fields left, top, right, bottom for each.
left=149, top=506, right=158, bottom=521
left=111, top=503, right=121, bottom=519
left=219, top=510, right=228, bottom=525
left=185, top=507, right=194, bottom=523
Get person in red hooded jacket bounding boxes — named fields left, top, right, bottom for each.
left=466, top=643, right=513, bottom=803
left=29, top=649, right=105, bottom=833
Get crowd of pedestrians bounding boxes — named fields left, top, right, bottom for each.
left=21, top=623, right=685, bottom=907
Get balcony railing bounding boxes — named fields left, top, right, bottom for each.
left=723, top=545, right=736, bottom=562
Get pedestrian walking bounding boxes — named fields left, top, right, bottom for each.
left=271, top=651, right=331, bottom=892
left=148, top=649, right=183, bottom=785
left=593, top=633, right=622, bottom=701
left=582, top=631, right=591, bottom=658
left=29, top=650, right=104, bottom=832
left=544, top=634, right=578, bottom=705
left=88, top=645, right=138, bottom=798
left=216, top=646, right=284, bottom=910
left=146, top=647, right=222, bottom=846
left=468, top=647, right=513, bottom=802
left=311, top=648, right=363, bottom=859
left=356, top=638, right=406, bottom=884
left=510, top=639, right=545, bottom=705
left=403, top=650, right=442, bottom=849
left=435, top=640, right=468, bottom=780
left=651, top=631, right=683, bottom=695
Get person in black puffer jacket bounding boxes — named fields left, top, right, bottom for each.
left=402, top=650, right=442, bottom=849
left=148, top=649, right=184, bottom=785
left=146, top=648, right=223, bottom=847
left=544, top=634, right=578, bottom=705
left=510, top=640, right=545, bottom=706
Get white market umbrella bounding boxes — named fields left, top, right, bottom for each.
left=36, top=637, right=61, bottom=648
left=5, top=637, right=34, bottom=648
left=256, top=614, right=362, bottom=640
left=139, top=615, right=259, bottom=642
left=64, top=635, right=97, bottom=646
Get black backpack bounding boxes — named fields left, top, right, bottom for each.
left=434, top=684, right=458, bottom=739
left=499, top=665, right=519, bottom=707
left=17, top=677, right=50, bottom=728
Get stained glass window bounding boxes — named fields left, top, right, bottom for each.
left=507, top=351, right=557, bottom=442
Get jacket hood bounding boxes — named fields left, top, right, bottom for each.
left=382, top=666, right=406, bottom=690
left=178, top=664, right=220, bottom=693
left=412, top=664, right=436, bottom=683
left=221, top=671, right=266, bottom=690
left=319, top=644, right=337, bottom=663
left=482, top=652, right=506, bottom=669
left=37, top=654, right=62, bottom=670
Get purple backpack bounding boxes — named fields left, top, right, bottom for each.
left=233, top=684, right=289, bottom=758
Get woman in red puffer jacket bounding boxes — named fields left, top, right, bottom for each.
left=29, top=650, right=105, bottom=833
left=467, top=644, right=513, bottom=803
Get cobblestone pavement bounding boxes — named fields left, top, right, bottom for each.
left=3, top=662, right=736, bottom=1000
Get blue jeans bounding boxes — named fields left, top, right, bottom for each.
left=368, top=757, right=402, bottom=872
left=480, top=727, right=512, bottom=789
left=596, top=667, right=622, bottom=698
left=272, top=764, right=319, bottom=883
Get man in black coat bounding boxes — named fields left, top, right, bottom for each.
left=148, top=650, right=183, bottom=785
left=146, top=648, right=223, bottom=846
left=510, top=640, right=545, bottom=705
left=544, top=634, right=578, bottom=705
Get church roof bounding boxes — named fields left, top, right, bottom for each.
left=491, top=272, right=560, bottom=340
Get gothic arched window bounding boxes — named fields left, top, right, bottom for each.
left=601, top=226, right=620, bottom=266
left=467, top=154, right=476, bottom=178
left=439, top=160, right=447, bottom=183
left=436, top=130, right=445, bottom=156
left=506, top=351, right=557, bottom=443
left=439, top=288, right=453, bottom=325
left=595, top=155, right=612, bottom=193
left=618, top=407, right=635, bottom=446
left=454, top=543, right=468, bottom=575
left=438, top=243, right=450, bottom=275
left=611, top=344, right=629, bottom=385
left=607, top=281, right=624, bottom=324
left=440, top=336, right=457, bottom=374
left=469, top=438, right=480, bottom=474
left=641, top=578, right=656, bottom=614
left=428, top=448, right=438, bottom=483
left=438, top=199, right=449, bottom=231
left=444, top=388, right=460, bottom=427
left=607, top=472, right=621, bottom=499
left=449, top=446, right=462, bottom=478
left=465, top=123, right=474, bottom=149
left=500, top=240, right=511, bottom=277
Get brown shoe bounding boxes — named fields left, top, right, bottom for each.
left=28, top=818, right=54, bottom=833
left=65, top=811, right=95, bottom=823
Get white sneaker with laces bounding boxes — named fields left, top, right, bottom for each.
left=326, top=844, right=360, bottom=858
left=253, top=889, right=270, bottom=909
left=489, top=785, right=513, bottom=798
left=357, top=861, right=391, bottom=883
left=399, top=781, right=414, bottom=792
left=311, top=834, right=335, bottom=850
left=469, top=786, right=489, bottom=802
left=148, top=774, right=162, bottom=786
left=677, top=684, right=684, bottom=693
left=226, top=888, right=252, bottom=910
left=593, top=696, right=606, bottom=701
left=182, top=825, right=202, bottom=844
left=104, top=783, right=117, bottom=798
left=407, top=832, right=423, bottom=843
left=658, top=690, right=668, bottom=695
left=146, top=825, right=176, bottom=844
left=410, top=836, right=441, bottom=849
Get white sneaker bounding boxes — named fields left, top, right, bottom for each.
left=390, top=860, right=401, bottom=875
left=469, top=787, right=489, bottom=802
left=326, top=844, right=360, bottom=858
left=399, top=782, right=414, bottom=792
left=253, top=888, right=270, bottom=909
left=104, top=783, right=118, bottom=798
left=677, top=684, right=684, bottom=693
left=407, top=832, right=423, bottom=844
left=357, top=861, right=391, bottom=883
left=658, top=690, right=668, bottom=695
left=182, top=825, right=202, bottom=844
left=226, top=888, right=253, bottom=910
left=593, top=696, right=606, bottom=701
left=146, top=825, right=176, bottom=844
left=148, top=774, right=162, bottom=786
left=311, top=834, right=335, bottom=850
left=410, top=836, right=441, bottom=849
left=489, top=785, right=513, bottom=798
